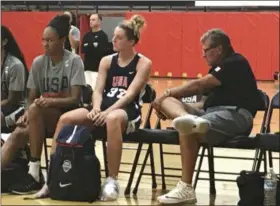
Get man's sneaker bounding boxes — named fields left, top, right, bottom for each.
left=9, top=173, right=45, bottom=195
left=101, top=177, right=120, bottom=201
left=172, top=114, right=210, bottom=135
left=157, top=181, right=197, bottom=204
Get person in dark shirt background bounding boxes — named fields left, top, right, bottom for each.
left=81, top=13, right=109, bottom=72
left=152, top=28, right=263, bottom=204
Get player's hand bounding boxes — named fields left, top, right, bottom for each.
left=152, top=95, right=166, bottom=114
left=34, top=97, right=52, bottom=108
left=16, top=112, right=29, bottom=126
left=87, top=108, right=101, bottom=120
left=92, top=111, right=109, bottom=127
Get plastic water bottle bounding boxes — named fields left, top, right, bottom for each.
left=264, top=168, right=278, bottom=206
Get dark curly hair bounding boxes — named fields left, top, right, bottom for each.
left=1, top=25, right=29, bottom=82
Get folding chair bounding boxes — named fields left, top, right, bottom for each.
left=131, top=90, right=271, bottom=196
left=256, top=91, right=280, bottom=173
left=193, top=89, right=270, bottom=195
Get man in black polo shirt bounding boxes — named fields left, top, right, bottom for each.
left=81, top=13, right=109, bottom=72
left=152, top=28, right=262, bottom=204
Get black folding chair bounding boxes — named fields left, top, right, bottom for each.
left=193, top=89, right=270, bottom=195
left=131, top=90, right=271, bottom=196
left=256, top=91, right=280, bottom=173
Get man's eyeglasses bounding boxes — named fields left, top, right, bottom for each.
left=202, top=45, right=218, bottom=54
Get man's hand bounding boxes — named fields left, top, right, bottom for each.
left=87, top=108, right=101, bottom=120
left=152, top=95, right=166, bottom=113
left=34, top=97, right=53, bottom=108
left=92, top=110, right=109, bottom=127
left=16, top=112, right=28, bottom=126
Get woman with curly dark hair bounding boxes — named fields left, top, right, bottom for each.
left=1, top=25, right=28, bottom=129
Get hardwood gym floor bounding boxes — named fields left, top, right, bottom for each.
left=2, top=78, right=279, bottom=205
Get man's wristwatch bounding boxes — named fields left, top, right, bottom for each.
left=164, top=89, right=171, bottom=97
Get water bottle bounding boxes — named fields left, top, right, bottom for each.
left=264, top=168, right=278, bottom=206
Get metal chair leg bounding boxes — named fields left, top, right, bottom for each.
left=133, top=144, right=152, bottom=195
left=264, top=151, right=268, bottom=173
left=159, top=143, right=166, bottom=190
left=193, top=146, right=206, bottom=190
left=102, top=139, right=109, bottom=177
left=252, top=149, right=260, bottom=171
left=207, top=147, right=216, bottom=195
left=149, top=144, right=157, bottom=189
left=256, top=150, right=264, bottom=172
left=268, top=151, right=273, bottom=169
left=43, top=138, right=49, bottom=173
left=124, top=143, right=143, bottom=195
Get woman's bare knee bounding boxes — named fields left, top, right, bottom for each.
left=106, top=110, right=128, bottom=132
left=59, top=108, right=91, bottom=126
left=28, top=103, right=41, bottom=119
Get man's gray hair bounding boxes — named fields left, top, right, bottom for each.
left=200, top=28, right=231, bottom=47
left=200, top=28, right=233, bottom=54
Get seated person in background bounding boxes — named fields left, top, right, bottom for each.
left=2, top=14, right=85, bottom=194
left=153, top=28, right=262, bottom=205
left=34, top=14, right=151, bottom=201
left=63, top=11, right=80, bottom=54
left=1, top=25, right=28, bottom=129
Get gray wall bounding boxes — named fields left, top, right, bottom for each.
left=101, top=16, right=125, bottom=41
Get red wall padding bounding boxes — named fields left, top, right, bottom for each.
left=78, top=14, right=91, bottom=59
left=2, top=12, right=59, bottom=70
left=2, top=12, right=279, bottom=80
left=126, top=12, right=279, bottom=80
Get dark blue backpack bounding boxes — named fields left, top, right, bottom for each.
left=48, top=125, right=101, bottom=202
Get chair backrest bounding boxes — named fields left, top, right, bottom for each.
left=81, top=84, right=93, bottom=106
left=265, top=91, right=279, bottom=133
left=142, top=84, right=156, bottom=104
left=141, top=84, right=156, bottom=129
left=256, top=89, right=271, bottom=133
left=271, top=91, right=280, bottom=109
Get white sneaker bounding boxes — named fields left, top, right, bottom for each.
left=101, top=177, right=120, bottom=201
left=24, top=183, right=49, bottom=200
left=157, top=181, right=197, bottom=204
left=172, top=114, right=210, bottom=135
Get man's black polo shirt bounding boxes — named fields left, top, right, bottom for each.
left=203, top=53, right=262, bottom=117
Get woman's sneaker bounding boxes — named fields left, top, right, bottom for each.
left=157, top=181, right=197, bottom=204
left=9, top=173, right=45, bottom=195
left=33, top=183, right=50, bottom=199
left=172, top=114, right=210, bottom=135
left=101, top=177, right=120, bottom=201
